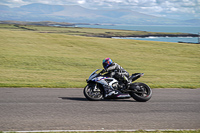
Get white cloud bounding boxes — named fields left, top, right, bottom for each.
left=0, top=0, right=27, bottom=7
left=0, top=0, right=199, bottom=19
left=77, top=0, right=85, bottom=4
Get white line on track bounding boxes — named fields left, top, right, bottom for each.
left=3, top=129, right=198, bottom=132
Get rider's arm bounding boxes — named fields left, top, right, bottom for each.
left=100, top=69, right=106, bottom=74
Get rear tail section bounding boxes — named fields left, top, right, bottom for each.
left=129, top=73, right=144, bottom=82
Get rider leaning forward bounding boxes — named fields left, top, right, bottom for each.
left=101, top=58, right=131, bottom=96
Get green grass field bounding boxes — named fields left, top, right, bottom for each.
left=0, top=24, right=200, bottom=88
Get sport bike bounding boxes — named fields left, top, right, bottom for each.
left=83, top=69, right=152, bottom=102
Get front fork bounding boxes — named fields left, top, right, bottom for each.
left=88, top=82, right=105, bottom=96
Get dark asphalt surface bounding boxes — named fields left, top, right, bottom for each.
left=0, top=88, right=200, bottom=131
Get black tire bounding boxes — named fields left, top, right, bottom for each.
left=83, top=84, right=104, bottom=101
left=129, top=82, right=152, bottom=102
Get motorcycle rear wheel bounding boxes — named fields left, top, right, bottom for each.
left=83, top=84, right=104, bottom=101
left=129, top=82, right=152, bottom=102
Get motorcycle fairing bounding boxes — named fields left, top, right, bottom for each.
left=105, top=89, right=131, bottom=99
left=91, top=77, right=108, bottom=82
left=92, top=76, right=131, bottom=99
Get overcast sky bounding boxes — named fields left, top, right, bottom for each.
left=0, top=0, right=199, bottom=20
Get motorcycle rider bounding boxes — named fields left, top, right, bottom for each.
left=101, top=58, right=131, bottom=97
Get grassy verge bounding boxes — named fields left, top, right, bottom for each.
left=0, top=24, right=200, bottom=88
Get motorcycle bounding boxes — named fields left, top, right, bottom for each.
left=83, top=69, right=152, bottom=102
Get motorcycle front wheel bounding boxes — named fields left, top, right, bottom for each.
left=83, top=84, right=104, bottom=101
left=129, top=82, right=152, bottom=102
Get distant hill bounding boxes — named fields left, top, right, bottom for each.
left=0, top=3, right=198, bottom=25
left=0, top=20, right=75, bottom=27
left=184, top=19, right=200, bottom=26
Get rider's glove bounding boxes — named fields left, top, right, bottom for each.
left=100, top=69, right=106, bottom=73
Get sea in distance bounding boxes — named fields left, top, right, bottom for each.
left=76, top=25, right=200, bottom=43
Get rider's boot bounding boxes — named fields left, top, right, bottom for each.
left=123, top=76, right=131, bottom=89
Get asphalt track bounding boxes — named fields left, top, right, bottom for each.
left=0, top=88, right=200, bottom=131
